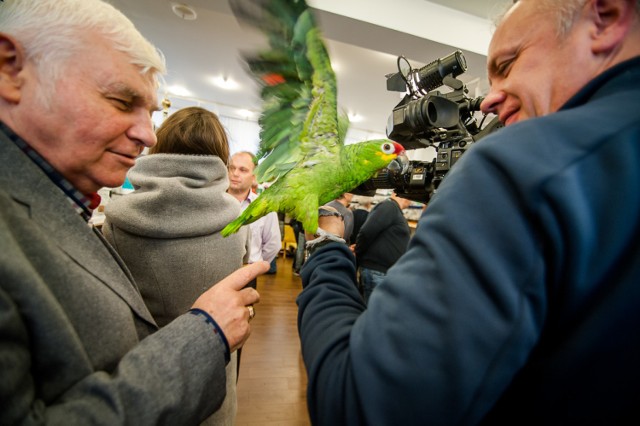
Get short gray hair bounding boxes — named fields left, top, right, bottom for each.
left=537, top=0, right=592, bottom=37
left=0, top=0, right=165, bottom=103
left=502, top=0, right=640, bottom=38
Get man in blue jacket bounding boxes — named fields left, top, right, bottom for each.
left=297, top=0, right=640, bottom=424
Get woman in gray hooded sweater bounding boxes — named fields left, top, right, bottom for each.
left=103, top=106, right=249, bottom=426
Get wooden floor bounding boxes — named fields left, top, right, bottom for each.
left=236, top=255, right=311, bottom=426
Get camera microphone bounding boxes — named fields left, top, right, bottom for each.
left=415, top=50, right=467, bottom=94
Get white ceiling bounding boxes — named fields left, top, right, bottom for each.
left=428, top=0, right=510, bottom=20
left=110, top=0, right=509, bottom=136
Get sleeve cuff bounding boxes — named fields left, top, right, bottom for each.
left=306, top=228, right=346, bottom=256
left=189, top=308, right=230, bottom=363
left=306, top=239, right=346, bottom=257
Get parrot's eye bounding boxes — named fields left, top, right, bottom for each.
left=381, top=142, right=395, bottom=154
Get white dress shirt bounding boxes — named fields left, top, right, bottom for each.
left=241, top=191, right=282, bottom=263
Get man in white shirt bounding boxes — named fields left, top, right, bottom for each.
left=227, top=151, right=281, bottom=378
left=227, top=151, right=282, bottom=288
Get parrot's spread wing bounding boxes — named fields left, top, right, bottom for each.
left=221, top=0, right=406, bottom=238
left=229, top=0, right=342, bottom=183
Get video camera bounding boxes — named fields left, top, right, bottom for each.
left=354, top=50, right=502, bottom=202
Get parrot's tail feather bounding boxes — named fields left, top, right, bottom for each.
left=221, top=218, right=245, bottom=237
left=221, top=195, right=272, bottom=237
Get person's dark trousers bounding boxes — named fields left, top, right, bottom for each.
left=267, top=257, right=277, bottom=274
left=293, top=232, right=306, bottom=275
left=237, top=277, right=257, bottom=381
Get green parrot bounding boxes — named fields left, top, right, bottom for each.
left=221, top=0, right=406, bottom=237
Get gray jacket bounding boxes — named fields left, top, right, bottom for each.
left=0, top=129, right=227, bottom=425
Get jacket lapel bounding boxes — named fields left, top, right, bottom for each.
left=0, top=135, right=156, bottom=326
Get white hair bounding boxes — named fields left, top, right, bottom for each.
left=0, top=0, right=165, bottom=103
left=536, top=0, right=591, bottom=36
left=500, top=0, right=640, bottom=38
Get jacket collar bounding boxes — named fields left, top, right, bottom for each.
left=0, top=128, right=156, bottom=326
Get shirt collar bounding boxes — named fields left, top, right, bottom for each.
left=246, top=190, right=258, bottom=203
left=0, top=121, right=97, bottom=222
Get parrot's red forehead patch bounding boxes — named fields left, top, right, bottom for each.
left=262, top=73, right=286, bottom=86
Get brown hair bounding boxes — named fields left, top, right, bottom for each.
left=150, top=106, right=230, bottom=164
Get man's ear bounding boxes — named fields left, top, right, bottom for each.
left=588, top=0, right=636, bottom=54
left=0, top=33, right=24, bottom=104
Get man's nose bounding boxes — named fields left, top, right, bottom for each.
left=127, top=112, right=157, bottom=148
left=480, top=90, right=506, bottom=116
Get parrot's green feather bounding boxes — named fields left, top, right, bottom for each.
left=337, top=110, right=349, bottom=144
left=224, top=0, right=404, bottom=236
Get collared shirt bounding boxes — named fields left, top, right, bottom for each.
left=0, top=121, right=96, bottom=221
left=240, top=191, right=282, bottom=263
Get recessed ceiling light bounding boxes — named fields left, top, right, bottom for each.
left=237, top=109, right=254, bottom=119
left=348, top=112, right=363, bottom=122
left=212, top=76, right=240, bottom=90
left=171, top=3, right=197, bottom=20
left=167, top=85, right=192, bottom=97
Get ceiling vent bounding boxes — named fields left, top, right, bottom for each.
left=171, top=3, right=197, bottom=20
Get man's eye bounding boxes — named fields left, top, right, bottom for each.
left=111, top=98, right=132, bottom=111
left=496, top=59, right=513, bottom=76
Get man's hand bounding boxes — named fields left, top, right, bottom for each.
left=191, top=261, right=268, bottom=352
left=304, top=205, right=345, bottom=240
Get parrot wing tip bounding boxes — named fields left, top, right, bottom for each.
left=221, top=224, right=237, bottom=237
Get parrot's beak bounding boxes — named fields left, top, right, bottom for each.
left=388, top=152, right=410, bottom=174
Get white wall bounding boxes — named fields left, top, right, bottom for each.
left=152, top=104, right=436, bottom=163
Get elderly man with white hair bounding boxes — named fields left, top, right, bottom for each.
left=0, top=1, right=265, bottom=424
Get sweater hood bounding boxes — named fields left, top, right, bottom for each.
left=104, top=154, right=240, bottom=238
